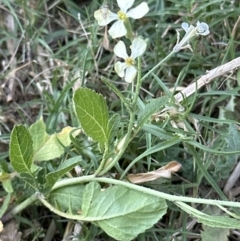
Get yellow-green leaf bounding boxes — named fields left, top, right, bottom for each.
left=29, top=118, right=80, bottom=161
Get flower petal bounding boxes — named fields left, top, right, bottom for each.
left=182, top=23, right=195, bottom=34
left=115, top=61, right=128, bottom=78
left=94, top=9, right=118, bottom=26
left=108, top=20, right=127, bottom=38
left=125, top=66, right=137, bottom=83
left=127, top=2, right=149, bottom=19
left=196, top=22, right=210, bottom=36
left=117, top=0, right=134, bottom=12
left=114, top=41, right=129, bottom=59
left=130, top=37, right=147, bottom=59
left=181, top=22, right=189, bottom=32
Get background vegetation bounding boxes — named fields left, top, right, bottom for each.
left=1, top=0, right=240, bottom=240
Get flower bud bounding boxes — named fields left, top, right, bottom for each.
left=115, top=134, right=127, bottom=153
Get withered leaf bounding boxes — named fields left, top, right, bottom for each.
left=128, top=161, right=181, bottom=184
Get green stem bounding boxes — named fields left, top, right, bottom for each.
left=124, top=18, right=133, bottom=41
left=52, top=176, right=240, bottom=208
left=37, top=193, right=91, bottom=221
left=141, top=51, right=175, bottom=82
left=96, top=51, right=174, bottom=176
left=96, top=58, right=143, bottom=176
left=2, top=193, right=38, bottom=223
left=133, top=57, right=142, bottom=105
left=94, top=146, right=110, bottom=176
left=5, top=174, right=240, bottom=223
left=97, top=111, right=135, bottom=176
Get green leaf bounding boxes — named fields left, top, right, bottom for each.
left=45, top=156, right=82, bottom=188
left=0, top=193, right=11, bottom=218
left=186, top=140, right=240, bottom=155
left=225, top=124, right=240, bottom=155
left=107, top=114, right=121, bottom=142
left=176, top=201, right=240, bottom=229
left=101, top=77, right=130, bottom=111
left=142, top=123, right=174, bottom=140
left=82, top=182, right=167, bottom=241
left=201, top=225, right=229, bottom=241
left=10, top=125, right=34, bottom=174
left=212, top=125, right=240, bottom=180
left=29, top=118, right=80, bottom=161
left=0, top=166, right=13, bottom=193
left=9, top=125, right=38, bottom=189
left=73, top=88, right=109, bottom=147
left=198, top=215, right=240, bottom=228
left=20, top=173, right=38, bottom=190
left=46, top=77, right=79, bottom=130
left=1, top=179, right=13, bottom=193
left=138, top=96, right=169, bottom=128
left=49, top=185, right=85, bottom=213
left=121, top=136, right=181, bottom=179
left=28, top=117, right=46, bottom=152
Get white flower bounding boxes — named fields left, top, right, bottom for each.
left=94, top=0, right=149, bottom=38
left=173, top=21, right=210, bottom=52
left=114, top=37, right=147, bottom=83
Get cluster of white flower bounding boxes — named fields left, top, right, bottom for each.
left=94, top=0, right=149, bottom=39
left=94, top=0, right=210, bottom=83
left=94, top=0, right=149, bottom=83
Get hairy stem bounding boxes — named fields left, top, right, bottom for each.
left=52, top=176, right=240, bottom=208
